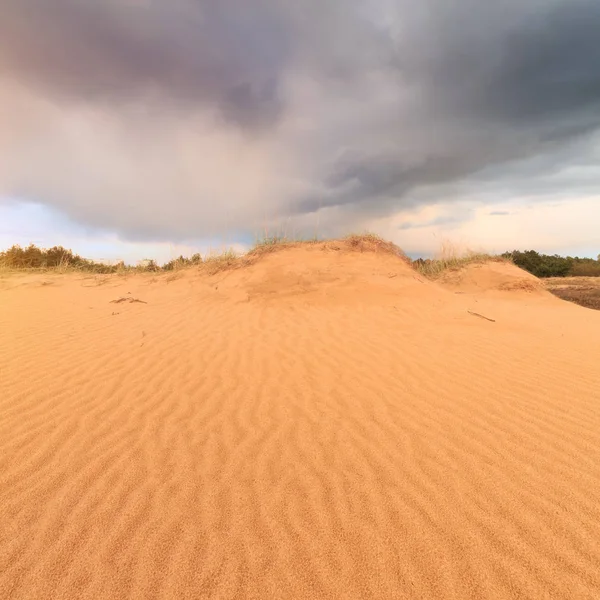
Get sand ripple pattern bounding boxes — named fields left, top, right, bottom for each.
left=1, top=264, right=600, bottom=599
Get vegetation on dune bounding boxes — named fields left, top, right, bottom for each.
left=162, top=254, right=203, bottom=271
left=343, top=233, right=410, bottom=260
left=246, top=234, right=315, bottom=257
left=2, top=239, right=599, bottom=280
left=409, top=239, right=507, bottom=278
left=412, top=253, right=505, bottom=278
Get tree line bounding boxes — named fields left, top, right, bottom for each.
left=502, top=250, right=600, bottom=278
left=0, top=243, right=206, bottom=273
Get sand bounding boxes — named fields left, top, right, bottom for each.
left=2, top=242, right=600, bottom=599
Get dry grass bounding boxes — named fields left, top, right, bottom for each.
left=246, top=235, right=315, bottom=258
left=0, top=257, right=132, bottom=276
left=199, top=248, right=241, bottom=275
left=413, top=240, right=508, bottom=279
left=0, top=244, right=134, bottom=274
left=545, top=277, right=600, bottom=311
left=342, top=233, right=411, bottom=260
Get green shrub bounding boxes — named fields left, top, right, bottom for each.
left=502, top=250, right=573, bottom=278
left=569, top=258, right=600, bottom=277
left=0, top=244, right=87, bottom=269
left=162, top=254, right=202, bottom=271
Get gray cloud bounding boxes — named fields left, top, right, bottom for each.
left=398, top=212, right=470, bottom=230
left=0, top=0, right=292, bottom=130
left=393, top=1, right=600, bottom=123
left=0, top=0, right=599, bottom=241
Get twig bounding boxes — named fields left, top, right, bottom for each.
left=110, top=297, right=147, bottom=304
left=468, top=310, right=495, bottom=322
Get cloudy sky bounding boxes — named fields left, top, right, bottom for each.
left=1, top=0, right=599, bottom=262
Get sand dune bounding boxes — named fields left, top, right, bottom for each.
left=2, top=240, right=600, bottom=599
left=437, top=260, right=546, bottom=295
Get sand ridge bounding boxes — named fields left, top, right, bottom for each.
left=437, top=260, right=547, bottom=296
left=2, top=244, right=600, bottom=599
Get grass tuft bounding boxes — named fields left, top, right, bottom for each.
left=199, top=248, right=240, bottom=275
left=412, top=240, right=508, bottom=278
left=343, top=233, right=410, bottom=260
left=413, top=253, right=505, bottom=278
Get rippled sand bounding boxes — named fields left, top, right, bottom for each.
left=2, top=243, right=600, bottom=599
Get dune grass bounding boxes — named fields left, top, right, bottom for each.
left=411, top=241, right=508, bottom=279
left=248, top=235, right=315, bottom=257
left=343, top=233, right=410, bottom=259
left=413, top=253, right=504, bottom=278
left=198, top=248, right=241, bottom=274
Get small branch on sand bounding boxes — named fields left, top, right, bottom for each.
left=468, top=310, right=495, bottom=322
left=110, top=297, right=147, bottom=304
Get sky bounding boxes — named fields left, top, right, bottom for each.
left=1, top=0, right=599, bottom=263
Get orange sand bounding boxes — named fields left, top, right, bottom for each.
left=2, top=243, right=600, bottom=599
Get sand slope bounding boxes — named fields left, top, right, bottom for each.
left=437, top=260, right=546, bottom=295
left=2, top=244, right=600, bottom=599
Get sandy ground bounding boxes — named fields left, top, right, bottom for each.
left=2, top=243, right=600, bottom=599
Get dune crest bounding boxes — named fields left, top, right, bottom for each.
left=210, top=240, right=434, bottom=306
left=2, top=243, right=600, bottom=599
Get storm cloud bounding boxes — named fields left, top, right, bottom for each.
left=1, top=0, right=599, bottom=241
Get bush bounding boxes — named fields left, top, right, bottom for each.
left=0, top=244, right=86, bottom=269
left=569, top=258, right=600, bottom=277
left=0, top=244, right=125, bottom=273
left=502, top=250, right=573, bottom=278
left=0, top=244, right=208, bottom=273
left=501, top=251, right=600, bottom=278
left=162, top=254, right=202, bottom=271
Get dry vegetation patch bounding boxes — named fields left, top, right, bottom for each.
left=545, top=277, right=600, bottom=310
left=412, top=241, right=509, bottom=279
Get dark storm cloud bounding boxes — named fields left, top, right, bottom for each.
left=474, top=1, right=600, bottom=122
left=314, top=0, right=600, bottom=214
left=1, top=0, right=599, bottom=240
left=390, top=0, right=600, bottom=123
left=322, top=154, right=484, bottom=206
left=0, top=0, right=291, bottom=129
